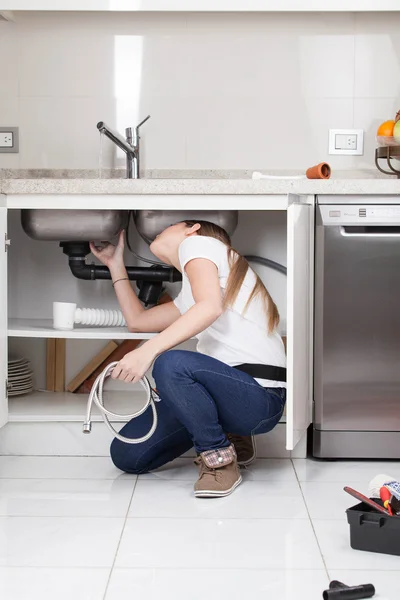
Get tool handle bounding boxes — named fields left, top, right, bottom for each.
left=343, top=487, right=390, bottom=516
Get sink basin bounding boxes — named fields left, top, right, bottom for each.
left=133, top=210, right=238, bottom=244
left=21, top=208, right=238, bottom=245
left=21, top=209, right=129, bottom=241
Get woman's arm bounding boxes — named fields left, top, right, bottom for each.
left=111, top=257, right=223, bottom=382
left=90, top=232, right=181, bottom=333
left=109, top=263, right=181, bottom=333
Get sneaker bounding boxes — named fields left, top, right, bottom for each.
left=227, top=433, right=256, bottom=466
left=194, top=444, right=242, bottom=498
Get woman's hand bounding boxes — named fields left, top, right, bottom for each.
left=111, top=343, right=157, bottom=383
left=90, top=230, right=125, bottom=269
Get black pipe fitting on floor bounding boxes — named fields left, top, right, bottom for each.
left=60, top=241, right=182, bottom=305
left=323, top=580, right=375, bottom=600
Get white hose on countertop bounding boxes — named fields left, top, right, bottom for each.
left=252, top=171, right=306, bottom=180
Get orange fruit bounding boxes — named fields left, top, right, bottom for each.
left=377, top=120, right=395, bottom=137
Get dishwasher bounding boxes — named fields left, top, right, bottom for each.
left=314, top=196, right=400, bottom=458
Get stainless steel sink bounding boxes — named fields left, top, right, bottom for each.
left=133, top=210, right=238, bottom=244
left=21, top=208, right=238, bottom=244
left=21, top=209, right=129, bottom=241
left=18, top=171, right=238, bottom=243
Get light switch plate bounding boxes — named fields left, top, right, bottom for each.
left=329, top=129, right=364, bottom=156
left=0, top=127, right=19, bottom=153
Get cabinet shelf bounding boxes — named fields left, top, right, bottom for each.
left=8, top=389, right=287, bottom=425
left=8, top=318, right=156, bottom=340
left=8, top=390, right=147, bottom=422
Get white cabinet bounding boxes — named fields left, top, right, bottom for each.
left=0, top=206, right=7, bottom=429
left=286, top=198, right=314, bottom=450
left=2, top=1, right=398, bottom=11
left=0, top=194, right=314, bottom=452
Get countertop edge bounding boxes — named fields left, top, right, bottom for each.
left=1, top=177, right=400, bottom=196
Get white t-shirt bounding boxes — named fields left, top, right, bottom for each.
left=173, top=236, right=286, bottom=389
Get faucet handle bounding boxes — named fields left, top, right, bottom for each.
left=135, top=115, right=151, bottom=132
left=125, top=116, right=150, bottom=147
left=125, top=127, right=133, bottom=142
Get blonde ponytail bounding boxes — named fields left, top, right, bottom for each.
left=183, top=220, right=280, bottom=333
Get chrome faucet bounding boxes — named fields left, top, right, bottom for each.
left=97, top=116, right=150, bottom=179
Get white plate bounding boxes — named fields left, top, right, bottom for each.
left=8, top=363, right=31, bottom=372
left=8, top=379, right=33, bottom=387
left=8, top=384, right=34, bottom=390
left=8, top=372, right=33, bottom=381
left=8, top=380, right=33, bottom=387
left=8, top=388, right=34, bottom=396
left=8, top=369, right=31, bottom=376
left=8, top=357, right=30, bottom=366
left=8, top=370, right=33, bottom=378
left=8, top=374, right=33, bottom=381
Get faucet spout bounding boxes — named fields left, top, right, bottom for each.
left=96, top=117, right=150, bottom=179
left=97, top=121, right=135, bottom=157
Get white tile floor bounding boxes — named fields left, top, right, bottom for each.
left=0, top=457, right=399, bottom=599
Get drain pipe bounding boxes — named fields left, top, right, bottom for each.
left=60, top=243, right=287, bottom=305
left=60, top=242, right=182, bottom=305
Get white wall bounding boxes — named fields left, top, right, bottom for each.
left=1, top=11, right=399, bottom=171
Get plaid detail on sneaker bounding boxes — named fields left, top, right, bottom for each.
left=200, top=444, right=237, bottom=469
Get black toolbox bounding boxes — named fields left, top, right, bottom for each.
left=346, top=501, right=400, bottom=556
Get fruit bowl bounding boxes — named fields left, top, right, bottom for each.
left=376, top=136, right=400, bottom=147
left=375, top=146, right=400, bottom=177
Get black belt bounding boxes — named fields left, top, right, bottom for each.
left=234, top=363, right=287, bottom=383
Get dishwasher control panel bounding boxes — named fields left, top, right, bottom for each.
left=320, top=204, right=400, bottom=225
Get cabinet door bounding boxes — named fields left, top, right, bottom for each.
left=286, top=196, right=314, bottom=450
left=0, top=207, right=7, bottom=428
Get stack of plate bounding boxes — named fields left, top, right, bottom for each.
left=8, top=357, right=34, bottom=396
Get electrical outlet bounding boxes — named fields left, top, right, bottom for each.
left=346, top=135, right=357, bottom=150
left=329, top=129, right=364, bottom=156
left=0, top=127, right=19, bottom=153
left=0, top=132, right=13, bottom=147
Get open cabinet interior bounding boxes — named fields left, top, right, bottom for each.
left=4, top=205, right=312, bottom=455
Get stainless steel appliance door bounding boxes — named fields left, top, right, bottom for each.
left=314, top=210, right=400, bottom=432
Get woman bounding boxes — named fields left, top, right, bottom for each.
left=90, top=220, right=286, bottom=498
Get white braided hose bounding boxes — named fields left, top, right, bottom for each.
left=83, top=362, right=158, bottom=444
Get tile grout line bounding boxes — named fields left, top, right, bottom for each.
left=291, top=458, right=331, bottom=581
left=102, top=476, right=139, bottom=600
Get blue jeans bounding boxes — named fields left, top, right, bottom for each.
left=110, top=350, right=286, bottom=474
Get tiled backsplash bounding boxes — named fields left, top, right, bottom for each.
left=0, top=11, right=399, bottom=171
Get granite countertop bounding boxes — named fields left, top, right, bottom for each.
left=1, top=169, right=400, bottom=195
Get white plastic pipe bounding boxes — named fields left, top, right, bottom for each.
left=53, top=302, right=126, bottom=330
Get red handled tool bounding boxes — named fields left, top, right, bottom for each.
left=343, top=486, right=391, bottom=516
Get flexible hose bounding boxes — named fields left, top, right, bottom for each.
left=75, top=308, right=126, bottom=327
left=83, top=362, right=158, bottom=444
left=125, top=210, right=169, bottom=267
left=245, top=255, right=287, bottom=276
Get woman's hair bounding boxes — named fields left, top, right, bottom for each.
left=183, top=220, right=280, bottom=333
